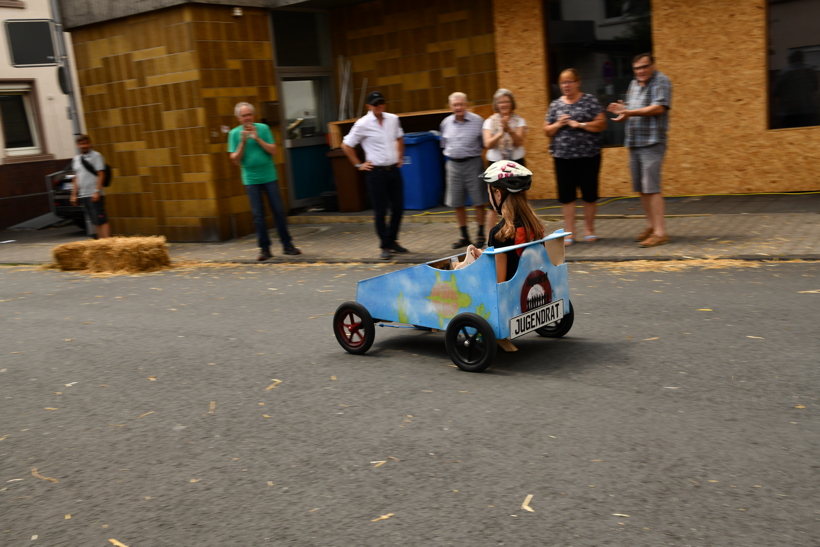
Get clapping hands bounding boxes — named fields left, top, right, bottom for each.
left=241, top=123, right=258, bottom=141
left=606, top=100, right=629, bottom=122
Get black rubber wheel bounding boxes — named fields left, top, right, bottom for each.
left=334, top=302, right=375, bottom=355
left=536, top=302, right=575, bottom=338
left=445, top=313, right=497, bottom=372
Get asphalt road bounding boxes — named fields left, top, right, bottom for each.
left=1, top=261, right=818, bottom=547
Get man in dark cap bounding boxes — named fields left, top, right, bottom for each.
left=341, top=91, right=408, bottom=260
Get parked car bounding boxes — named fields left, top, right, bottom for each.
left=50, top=165, right=87, bottom=229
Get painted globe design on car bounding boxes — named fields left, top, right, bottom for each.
left=427, top=272, right=472, bottom=328
left=520, top=270, right=552, bottom=313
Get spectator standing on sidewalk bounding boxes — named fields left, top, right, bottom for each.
left=440, top=92, right=488, bottom=249
left=341, top=91, right=408, bottom=260
left=607, top=53, right=672, bottom=247
left=70, top=134, right=111, bottom=239
left=483, top=89, right=528, bottom=166
left=544, top=68, right=607, bottom=246
left=228, top=102, right=300, bottom=261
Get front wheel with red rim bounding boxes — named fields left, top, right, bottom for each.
left=334, top=302, right=375, bottom=355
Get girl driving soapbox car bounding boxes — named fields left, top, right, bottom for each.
left=333, top=160, right=574, bottom=372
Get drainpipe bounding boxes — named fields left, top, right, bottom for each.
left=49, top=0, right=81, bottom=136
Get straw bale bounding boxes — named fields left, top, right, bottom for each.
left=51, top=241, right=91, bottom=271
left=52, top=236, right=171, bottom=273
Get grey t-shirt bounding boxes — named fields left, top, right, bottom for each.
left=71, top=150, right=105, bottom=198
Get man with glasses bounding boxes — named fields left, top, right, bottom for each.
left=229, top=102, right=301, bottom=260
left=607, top=53, right=672, bottom=247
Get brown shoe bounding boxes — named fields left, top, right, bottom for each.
left=639, top=234, right=670, bottom=247
left=635, top=227, right=654, bottom=242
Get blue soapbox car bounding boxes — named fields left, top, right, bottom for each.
left=333, top=229, right=574, bottom=372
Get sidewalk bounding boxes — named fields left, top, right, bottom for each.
left=2, top=194, right=819, bottom=265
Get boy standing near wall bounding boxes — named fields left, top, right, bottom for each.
left=70, top=134, right=111, bottom=239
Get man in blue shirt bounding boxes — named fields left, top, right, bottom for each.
left=608, top=53, right=672, bottom=248
left=440, top=92, right=488, bottom=248
left=228, top=102, right=300, bottom=260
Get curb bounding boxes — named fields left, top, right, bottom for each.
left=6, top=254, right=818, bottom=268
left=286, top=213, right=712, bottom=225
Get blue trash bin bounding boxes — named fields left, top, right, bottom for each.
left=401, top=132, right=443, bottom=210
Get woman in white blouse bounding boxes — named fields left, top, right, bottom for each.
left=483, top=88, right=528, bottom=166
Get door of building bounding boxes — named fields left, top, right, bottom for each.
left=270, top=10, right=335, bottom=209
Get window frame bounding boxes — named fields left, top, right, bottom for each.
left=0, top=80, right=48, bottom=160
left=766, top=0, right=820, bottom=131
left=544, top=0, right=653, bottom=148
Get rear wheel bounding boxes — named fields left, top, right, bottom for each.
left=445, top=313, right=497, bottom=372
left=536, top=302, right=574, bottom=338
left=334, top=302, right=375, bottom=355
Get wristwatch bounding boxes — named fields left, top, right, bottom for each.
left=581, top=123, right=587, bottom=128
left=355, top=163, right=362, bottom=169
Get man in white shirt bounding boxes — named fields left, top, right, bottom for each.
left=70, top=134, right=111, bottom=238
left=440, top=92, right=487, bottom=249
left=341, top=91, right=407, bottom=260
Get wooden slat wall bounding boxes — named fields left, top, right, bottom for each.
left=330, top=0, right=498, bottom=115
left=72, top=4, right=282, bottom=241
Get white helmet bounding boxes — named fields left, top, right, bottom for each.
left=479, top=160, right=532, bottom=192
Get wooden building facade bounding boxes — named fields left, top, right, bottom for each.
left=59, top=0, right=819, bottom=241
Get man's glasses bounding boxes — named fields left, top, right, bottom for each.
left=632, top=64, right=652, bottom=71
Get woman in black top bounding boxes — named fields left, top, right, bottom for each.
left=544, top=68, right=607, bottom=245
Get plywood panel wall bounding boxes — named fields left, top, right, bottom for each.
left=492, top=0, right=554, bottom=198
left=496, top=0, right=820, bottom=199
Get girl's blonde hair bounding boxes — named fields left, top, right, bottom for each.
left=494, top=190, right=544, bottom=241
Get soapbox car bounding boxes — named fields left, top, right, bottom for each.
left=333, top=229, right=574, bottom=372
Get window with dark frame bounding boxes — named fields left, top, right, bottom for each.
left=0, top=90, right=42, bottom=156
left=768, top=0, right=820, bottom=130
left=545, top=0, right=652, bottom=146
left=4, top=20, right=57, bottom=66
left=273, top=11, right=322, bottom=67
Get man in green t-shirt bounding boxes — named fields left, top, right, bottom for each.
left=228, top=102, right=300, bottom=260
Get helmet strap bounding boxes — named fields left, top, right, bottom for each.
left=489, top=188, right=508, bottom=213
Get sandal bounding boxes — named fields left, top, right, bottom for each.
left=584, top=235, right=599, bottom=243
left=564, top=238, right=574, bottom=247
left=635, top=227, right=654, bottom=242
